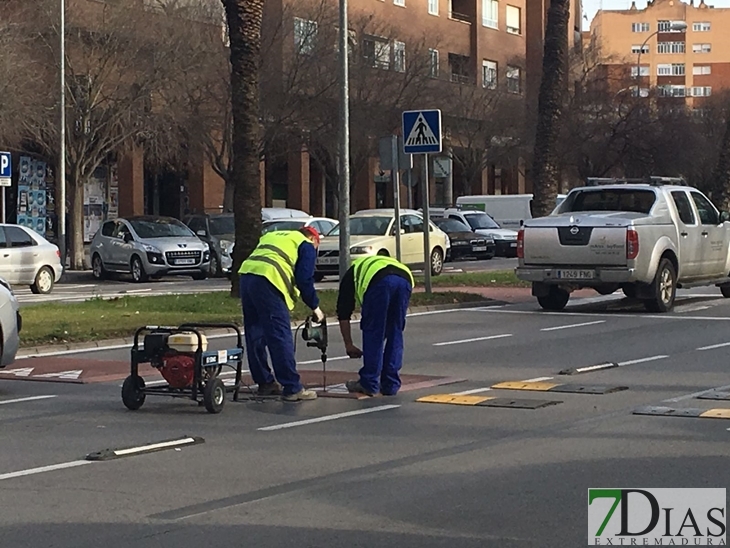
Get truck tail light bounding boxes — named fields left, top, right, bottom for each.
left=626, top=228, right=639, bottom=260
left=517, top=229, right=524, bottom=259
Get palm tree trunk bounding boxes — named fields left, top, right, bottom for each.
left=221, top=0, right=264, bottom=297
left=714, top=108, right=730, bottom=211
left=531, top=0, right=570, bottom=217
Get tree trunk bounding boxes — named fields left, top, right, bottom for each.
left=69, top=178, right=86, bottom=270
left=221, top=0, right=264, bottom=297
left=223, top=178, right=234, bottom=212
left=530, top=0, right=570, bottom=217
left=714, top=110, right=730, bottom=211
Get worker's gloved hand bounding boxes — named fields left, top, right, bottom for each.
left=312, top=307, right=325, bottom=323
left=345, top=344, right=363, bottom=359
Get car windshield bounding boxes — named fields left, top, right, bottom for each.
left=208, top=216, right=235, bottom=235
left=262, top=220, right=305, bottom=234
left=129, top=218, right=194, bottom=239
left=464, top=213, right=500, bottom=230
left=435, top=219, right=471, bottom=232
left=328, top=216, right=391, bottom=236
left=559, top=189, right=656, bottom=214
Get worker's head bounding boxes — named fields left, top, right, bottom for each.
left=299, top=226, right=320, bottom=249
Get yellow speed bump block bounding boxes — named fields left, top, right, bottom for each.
left=417, top=394, right=493, bottom=406
left=633, top=406, right=730, bottom=419
left=416, top=394, right=563, bottom=409
left=491, top=381, right=628, bottom=395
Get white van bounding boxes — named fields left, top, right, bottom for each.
left=455, top=195, right=533, bottom=230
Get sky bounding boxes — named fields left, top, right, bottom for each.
left=582, top=0, right=730, bottom=29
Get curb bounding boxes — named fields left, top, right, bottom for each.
left=17, top=298, right=503, bottom=358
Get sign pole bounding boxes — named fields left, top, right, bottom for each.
left=406, top=168, right=413, bottom=210
left=391, top=135, right=401, bottom=262
left=422, top=154, right=431, bottom=294
left=1, top=188, right=5, bottom=224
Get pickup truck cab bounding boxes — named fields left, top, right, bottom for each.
left=515, top=178, right=730, bottom=312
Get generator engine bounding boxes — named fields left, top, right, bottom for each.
left=143, top=331, right=208, bottom=389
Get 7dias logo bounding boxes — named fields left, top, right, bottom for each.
left=588, top=489, right=726, bottom=545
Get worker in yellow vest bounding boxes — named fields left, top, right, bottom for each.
left=239, top=227, right=324, bottom=401
left=336, top=255, right=414, bottom=396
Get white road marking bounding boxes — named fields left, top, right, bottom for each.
left=297, top=356, right=349, bottom=365
left=453, top=387, right=493, bottom=395
left=34, top=370, right=83, bottom=380
left=663, top=384, right=730, bottom=403
left=0, top=460, right=91, bottom=481
left=522, top=376, right=554, bottom=382
left=540, top=320, right=606, bottom=332
left=0, top=367, right=35, bottom=376
left=258, top=405, right=400, bottom=431
left=433, top=333, right=512, bottom=347
left=696, top=341, right=730, bottom=351
left=477, top=309, right=730, bottom=321
left=113, top=437, right=198, bottom=456
left=0, top=395, right=57, bottom=405
left=571, top=362, right=618, bottom=373
left=617, top=355, right=668, bottom=366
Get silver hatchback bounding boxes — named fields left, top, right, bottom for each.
left=90, top=217, right=210, bottom=282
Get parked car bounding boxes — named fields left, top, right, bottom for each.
left=316, top=209, right=449, bottom=280
left=516, top=177, right=730, bottom=312
left=90, top=216, right=210, bottom=282
left=262, top=207, right=310, bottom=221
left=432, top=208, right=519, bottom=257
left=455, top=194, right=534, bottom=230
left=262, top=217, right=338, bottom=236
left=0, top=224, right=62, bottom=294
left=0, top=278, right=20, bottom=367
left=184, top=213, right=235, bottom=277
left=432, top=217, right=495, bottom=261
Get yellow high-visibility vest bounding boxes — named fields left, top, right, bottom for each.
left=352, top=255, right=414, bottom=306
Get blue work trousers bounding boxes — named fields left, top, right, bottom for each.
left=239, top=274, right=302, bottom=396
left=359, top=275, right=412, bottom=395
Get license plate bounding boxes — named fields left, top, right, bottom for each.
left=318, top=257, right=337, bottom=265
left=473, top=246, right=487, bottom=252
left=175, top=258, right=196, bottom=265
left=510, top=242, right=518, bottom=247
left=555, top=269, right=595, bottom=280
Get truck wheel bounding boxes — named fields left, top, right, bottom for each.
left=537, top=287, right=570, bottom=311
left=721, top=284, right=730, bottom=298
left=644, top=258, right=676, bottom=313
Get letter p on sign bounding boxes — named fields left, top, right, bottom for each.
left=0, top=153, right=10, bottom=178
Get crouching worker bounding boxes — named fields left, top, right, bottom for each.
left=238, top=227, right=325, bottom=401
left=337, top=255, right=414, bottom=396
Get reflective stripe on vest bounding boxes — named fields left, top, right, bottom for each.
left=353, top=256, right=414, bottom=306
left=239, top=231, right=308, bottom=310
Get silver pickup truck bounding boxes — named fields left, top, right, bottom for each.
left=515, top=178, right=730, bottom=312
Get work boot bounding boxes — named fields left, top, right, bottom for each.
left=257, top=381, right=282, bottom=396
left=345, top=380, right=376, bottom=397
left=281, top=388, right=318, bottom=402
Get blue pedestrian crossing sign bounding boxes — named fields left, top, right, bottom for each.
left=402, top=109, right=442, bottom=154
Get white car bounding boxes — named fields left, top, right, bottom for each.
left=0, top=278, right=20, bottom=367
left=316, top=209, right=449, bottom=279
left=0, top=224, right=63, bottom=294
left=262, top=217, right=338, bottom=236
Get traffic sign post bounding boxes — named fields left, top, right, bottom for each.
left=390, top=135, right=401, bottom=262
left=402, top=110, right=442, bottom=294
left=0, top=152, right=12, bottom=224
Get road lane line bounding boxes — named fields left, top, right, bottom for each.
left=522, top=376, right=554, bottom=382
left=433, top=333, right=512, bottom=347
left=0, top=395, right=57, bottom=405
left=618, top=355, right=668, bottom=366
left=297, top=356, right=349, bottom=365
left=540, top=320, right=605, bottom=332
left=258, top=405, right=400, bottom=431
left=664, top=384, right=730, bottom=403
left=453, top=387, right=493, bottom=395
left=697, top=342, right=730, bottom=351
left=0, top=460, right=91, bottom=481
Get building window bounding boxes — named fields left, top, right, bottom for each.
left=294, top=18, right=318, bottom=54
left=429, top=0, right=438, bottom=15
left=482, top=59, right=497, bottom=89
left=394, top=0, right=405, bottom=6
left=693, top=65, right=711, bottom=75
left=657, top=64, right=671, bottom=76
left=506, top=5, right=521, bottom=34
left=690, top=86, right=712, bottom=97
left=449, top=53, right=472, bottom=84
left=657, top=41, right=685, bottom=54
left=429, top=48, right=439, bottom=78
left=693, top=22, right=711, bottom=32
left=631, top=65, right=650, bottom=77
left=658, top=85, right=686, bottom=97
left=631, top=44, right=649, bottom=54
left=632, top=22, right=649, bottom=32
left=394, top=40, right=406, bottom=72
left=506, top=65, right=520, bottom=93
left=363, top=36, right=391, bottom=69
left=658, top=20, right=685, bottom=32
left=630, top=86, right=650, bottom=97
left=693, top=43, right=711, bottom=53
left=482, top=0, right=498, bottom=29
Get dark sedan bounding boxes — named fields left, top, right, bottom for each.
left=433, top=218, right=495, bottom=261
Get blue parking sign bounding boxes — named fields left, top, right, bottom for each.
left=0, top=152, right=11, bottom=179
left=402, top=110, right=442, bottom=154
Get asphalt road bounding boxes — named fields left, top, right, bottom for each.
left=15, top=257, right=518, bottom=306
left=2, top=290, right=730, bottom=546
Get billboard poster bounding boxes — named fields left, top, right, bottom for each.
left=16, top=156, right=47, bottom=237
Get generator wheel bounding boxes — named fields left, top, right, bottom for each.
left=122, top=375, right=146, bottom=410
left=204, top=378, right=225, bottom=414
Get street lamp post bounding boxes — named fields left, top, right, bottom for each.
left=337, top=0, right=351, bottom=280
left=635, top=20, right=687, bottom=94
left=59, top=0, right=67, bottom=267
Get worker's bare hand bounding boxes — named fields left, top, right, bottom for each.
left=345, top=344, right=363, bottom=359
left=312, top=307, right=325, bottom=323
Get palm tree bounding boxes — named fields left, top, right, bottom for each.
left=221, top=0, right=264, bottom=296
left=713, top=107, right=730, bottom=211
left=530, top=0, right=570, bottom=217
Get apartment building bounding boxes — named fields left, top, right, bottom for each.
left=589, top=0, right=730, bottom=105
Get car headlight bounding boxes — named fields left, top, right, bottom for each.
left=487, top=233, right=503, bottom=241
left=142, top=244, right=161, bottom=254
left=350, top=246, right=373, bottom=254
left=219, top=239, right=233, bottom=255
